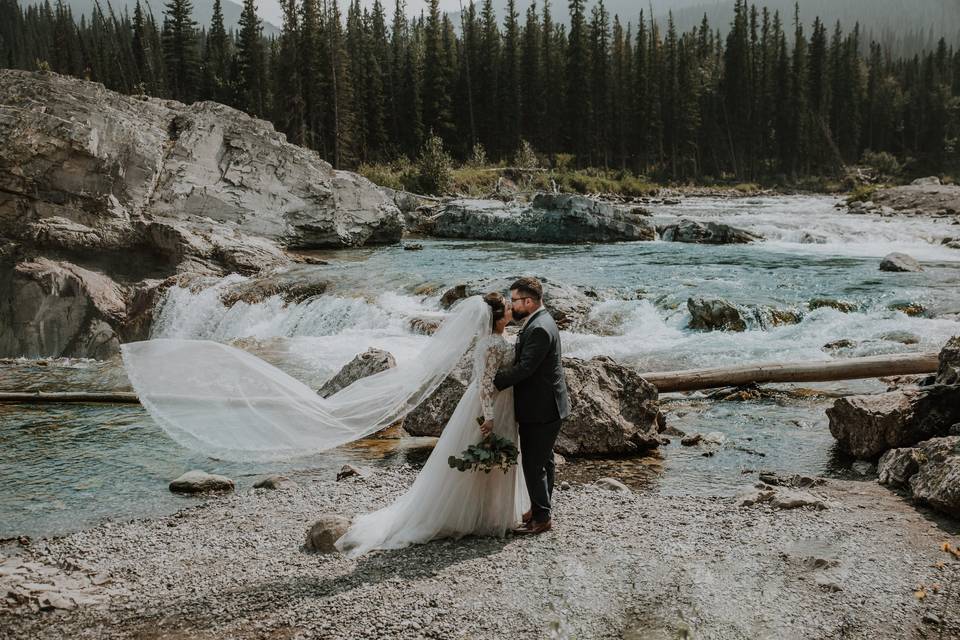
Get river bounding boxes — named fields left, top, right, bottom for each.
left=3, top=195, right=959, bottom=538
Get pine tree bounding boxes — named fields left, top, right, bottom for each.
left=421, top=0, right=453, bottom=142
left=477, top=0, right=500, bottom=155
left=500, top=0, right=521, bottom=155
left=161, top=0, right=199, bottom=102
left=520, top=1, right=541, bottom=147
left=588, top=0, right=609, bottom=166
left=364, top=1, right=390, bottom=161
left=566, top=0, right=590, bottom=164
left=235, top=0, right=266, bottom=116
left=300, top=0, right=325, bottom=152
left=202, top=0, right=230, bottom=102
left=276, top=0, right=306, bottom=145
left=788, top=3, right=808, bottom=176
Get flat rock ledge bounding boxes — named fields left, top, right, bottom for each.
left=421, top=193, right=656, bottom=243
left=659, top=219, right=762, bottom=244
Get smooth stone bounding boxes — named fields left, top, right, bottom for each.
left=318, top=348, right=397, bottom=398
left=169, top=470, right=235, bottom=494
left=595, top=478, right=631, bottom=492
left=336, top=464, right=370, bottom=481
left=253, top=475, right=298, bottom=490
left=879, top=252, right=923, bottom=272
left=304, top=515, right=351, bottom=554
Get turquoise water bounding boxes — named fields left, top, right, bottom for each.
left=3, top=195, right=958, bottom=538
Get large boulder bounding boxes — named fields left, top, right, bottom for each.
left=907, top=437, right=960, bottom=515
left=879, top=252, right=923, bottom=273
left=556, top=356, right=663, bottom=456
left=0, top=70, right=401, bottom=262
left=936, top=336, right=960, bottom=385
left=687, top=297, right=748, bottom=331
left=404, top=353, right=665, bottom=458
left=827, top=386, right=960, bottom=459
left=0, top=70, right=404, bottom=357
left=879, top=437, right=960, bottom=517
left=402, top=352, right=474, bottom=437
left=425, top=194, right=656, bottom=243
left=318, top=348, right=397, bottom=397
left=660, top=219, right=761, bottom=244
left=439, top=276, right=591, bottom=330
left=686, top=297, right=802, bottom=332
left=0, top=258, right=126, bottom=358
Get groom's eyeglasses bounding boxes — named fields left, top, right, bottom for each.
left=511, top=297, right=533, bottom=304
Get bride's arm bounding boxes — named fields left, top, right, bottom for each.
left=479, top=341, right=501, bottom=424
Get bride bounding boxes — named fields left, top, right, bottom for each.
left=121, top=291, right=528, bottom=556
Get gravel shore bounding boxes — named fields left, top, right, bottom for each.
left=2, top=467, right=959, bottom=640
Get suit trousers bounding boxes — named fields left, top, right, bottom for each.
left=518, top=419, right=563, bottom=523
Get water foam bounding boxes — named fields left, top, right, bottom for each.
left=564, top=298, right=957, bottom=372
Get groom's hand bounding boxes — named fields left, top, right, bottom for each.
left=480, top=419, right=494, bottom=437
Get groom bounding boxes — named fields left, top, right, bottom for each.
left=493, top=277, right=570, bottom=534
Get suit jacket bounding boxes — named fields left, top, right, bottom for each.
left=493, top=307, right=570, bottom=424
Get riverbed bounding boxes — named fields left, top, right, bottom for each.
left=3, top=195, right=959, bottom=539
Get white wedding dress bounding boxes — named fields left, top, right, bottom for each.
left=335, top=334, right=527, bottom=557
left=121, top=295, right=528, bottom=555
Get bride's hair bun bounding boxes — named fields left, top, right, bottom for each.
left=483, top=292, right=506, bottom=329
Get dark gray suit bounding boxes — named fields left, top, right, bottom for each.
left=494, top=307, right=570, bottom=523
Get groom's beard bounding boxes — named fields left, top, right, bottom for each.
left=512, top=309, right=529, bottom=321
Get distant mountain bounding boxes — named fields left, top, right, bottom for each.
left=23, top=0, right=280, bottom=35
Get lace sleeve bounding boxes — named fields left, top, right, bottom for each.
left=475, top=338, right=502, bottom=422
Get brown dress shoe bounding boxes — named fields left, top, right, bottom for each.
left=521, top=509, right=533, bottom=524
left=527, top=519, right=552, bottom=534
left=513, top=518, right=552, bottom=535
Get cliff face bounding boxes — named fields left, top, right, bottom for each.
left=0, top=69, right=402, bottom=358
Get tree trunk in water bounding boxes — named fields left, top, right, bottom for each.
left=639, top=352, right=939, bottom=393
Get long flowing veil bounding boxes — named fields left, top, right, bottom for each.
left=121, top=296, right=491, bottom=461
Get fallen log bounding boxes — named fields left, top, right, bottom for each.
left=640, top=351, right=939, bottom=394
left=0, top=352, right=940, bottom=404
left=0, top=391, right=139, bottom=403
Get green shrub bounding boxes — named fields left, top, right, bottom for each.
left=553, top=153, right=575, bottom=171
left=416, top=134, right=454, bottom=195
left=513, top=139, right=539, bottom=170
left=846, top=183, right=879, bottom=203
left=358, top=163, right=405, bottom=191
left=466, top=142, right=488, bottom=167
left=861, top=150, right=902, bottom=176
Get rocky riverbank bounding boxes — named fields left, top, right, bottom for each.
left=845, top=178, right=960, bottom=225
left=2, top=466, right=958, bottom=640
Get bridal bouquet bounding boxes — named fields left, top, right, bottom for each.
left=447, top=418, right=520, bottom=473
